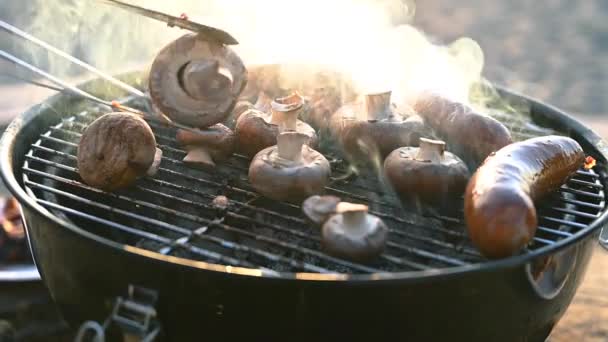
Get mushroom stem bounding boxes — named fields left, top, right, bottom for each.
left=416, top=138, right=446, bottom=163
left=255, top=92, right=273, bottom=112
left=183, top=146, right=215, bottom=168
left=146, top=148, right=163, bottom=176
left=336, top=202, right=370, bottom=234
left=182, top=59, right=233, bottom=101
left=277, top=131, right=308, bottom=162
left=365, top=91, right=392, bottom=121
left=270, top=92, right=304, bottom=131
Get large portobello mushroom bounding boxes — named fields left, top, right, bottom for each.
left=149, top=32, right=248, bottom=128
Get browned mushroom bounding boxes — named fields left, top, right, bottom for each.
left=149, top=32, right=248, bottom=128
left=226, top=91, right=274, bottom=128
left=384, top=138, right=470, bottom=208
left=302, top=195, right=342, bottom=226
left=322, top=203, right=388, bottom=262
left=175, top=124, right=235, bottom=168
left=235, top=92, right=318, bottom=158
left=77, top=113, right=162, bottom=191
left=248, top=131, right=330, bottom=202
left=332, top=91, right=434, bottom=163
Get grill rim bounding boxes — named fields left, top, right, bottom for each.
left=2, top=75, right=607, bottom=283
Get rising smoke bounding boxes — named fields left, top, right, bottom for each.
left=0, top=0, right=487, bottom=107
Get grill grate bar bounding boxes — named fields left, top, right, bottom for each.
left=23, top=166, right=381, bottom=273
left=559, top=197, right=604, bottom=210
left=387, top=229, right=480, bottom=257
left=568, top=178, right=603, bottom=189
left=549, top=206, right=599, bottom=220
left=559, top=186, right=604, bottom=200
left=533, top=237, right=554, bottom=245
left=23, top=179, right=327, bottom=272
left=386, top=242, right=467, bottom=266
left=540, top=216, right=588, bottom=230
left=537, top=226, right=573, bottom=238
left=24, top=154, right=465, bottom=270
left=576, top=170, right=600, bottom=178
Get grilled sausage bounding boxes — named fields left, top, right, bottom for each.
left=413, top=92, right=513, bottom=166
left=464, top=136, right=585, bottom=258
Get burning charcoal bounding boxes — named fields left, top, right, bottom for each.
left=332, top=91, right=434, bottom=163
left=248, top=131, right=330, bottom=202
left=322, top=203, right=388, bottom=262
left=149, top=33, right=247, bottom=128
left=302, top=195, right=341, bottom=226
left=413, top=92, right=512, bottom=167
left=77, top=113, right=162, bottom=191
left=0, top=197, right=26, bottom=262
left=176, top=124, right=235, bottom=169
left=235, top=92, right=318, bottom=158
left=384, top=138, right=470, bottom=209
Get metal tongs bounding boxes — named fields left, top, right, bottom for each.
left=98, top=0, right=239, bottom=45
left=0, top=19, right=208, bottom=135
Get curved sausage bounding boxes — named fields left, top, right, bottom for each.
left=464, top=136, right=585, bottom=259
left=413, top=92, right=513, bottom=166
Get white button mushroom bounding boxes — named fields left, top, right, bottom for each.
left=248, top=131, right=330, bottom=202
left=322, top=203, right=388, bottom=262
left=384, top=138, right=470, bottom=208
left=235, top=92, right=318, bottom=158
left=175, top=124, right=236, bottom=169
left=331, top=91, right=434, bottom=162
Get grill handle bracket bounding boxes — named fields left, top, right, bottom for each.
left=74, top=285, right=161, bottom=342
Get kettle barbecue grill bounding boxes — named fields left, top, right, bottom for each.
left=1, top=70, right=607, bottom=341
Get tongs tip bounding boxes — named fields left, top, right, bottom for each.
left=98, top=0, right=239, bottom=45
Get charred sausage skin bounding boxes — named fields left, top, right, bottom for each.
left=464, top=136, right=585, bottom=259
left=414, top=92, right=513, bottom=166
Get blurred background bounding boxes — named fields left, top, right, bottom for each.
left=0, top=0, right=606, bottom=340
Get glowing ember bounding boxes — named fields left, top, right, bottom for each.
left=1, top=198, right=24, bottom=240
left=584, top=156, right=596, bottom=170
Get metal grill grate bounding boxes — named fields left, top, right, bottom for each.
left=20, top=101, right=606, bottom=274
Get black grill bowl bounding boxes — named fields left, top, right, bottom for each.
left=1, top=72, right=608, bottom=342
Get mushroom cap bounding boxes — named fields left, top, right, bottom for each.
left=384, top=144, right=470, bottom=206
left=302, top=195, right=342, bottom=226
left=149, top=33, right=248, bottom=128
left=235, top=109, right=318, bottom=158
left=321, top=209, right=388, bottom=262
left=338, top=114, right=435, bottom=161
left=176, top=123, right=236, bottom=163
left=248, top=145, right=331, bottom=202
left=77, top=112, right=157, bottom=191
